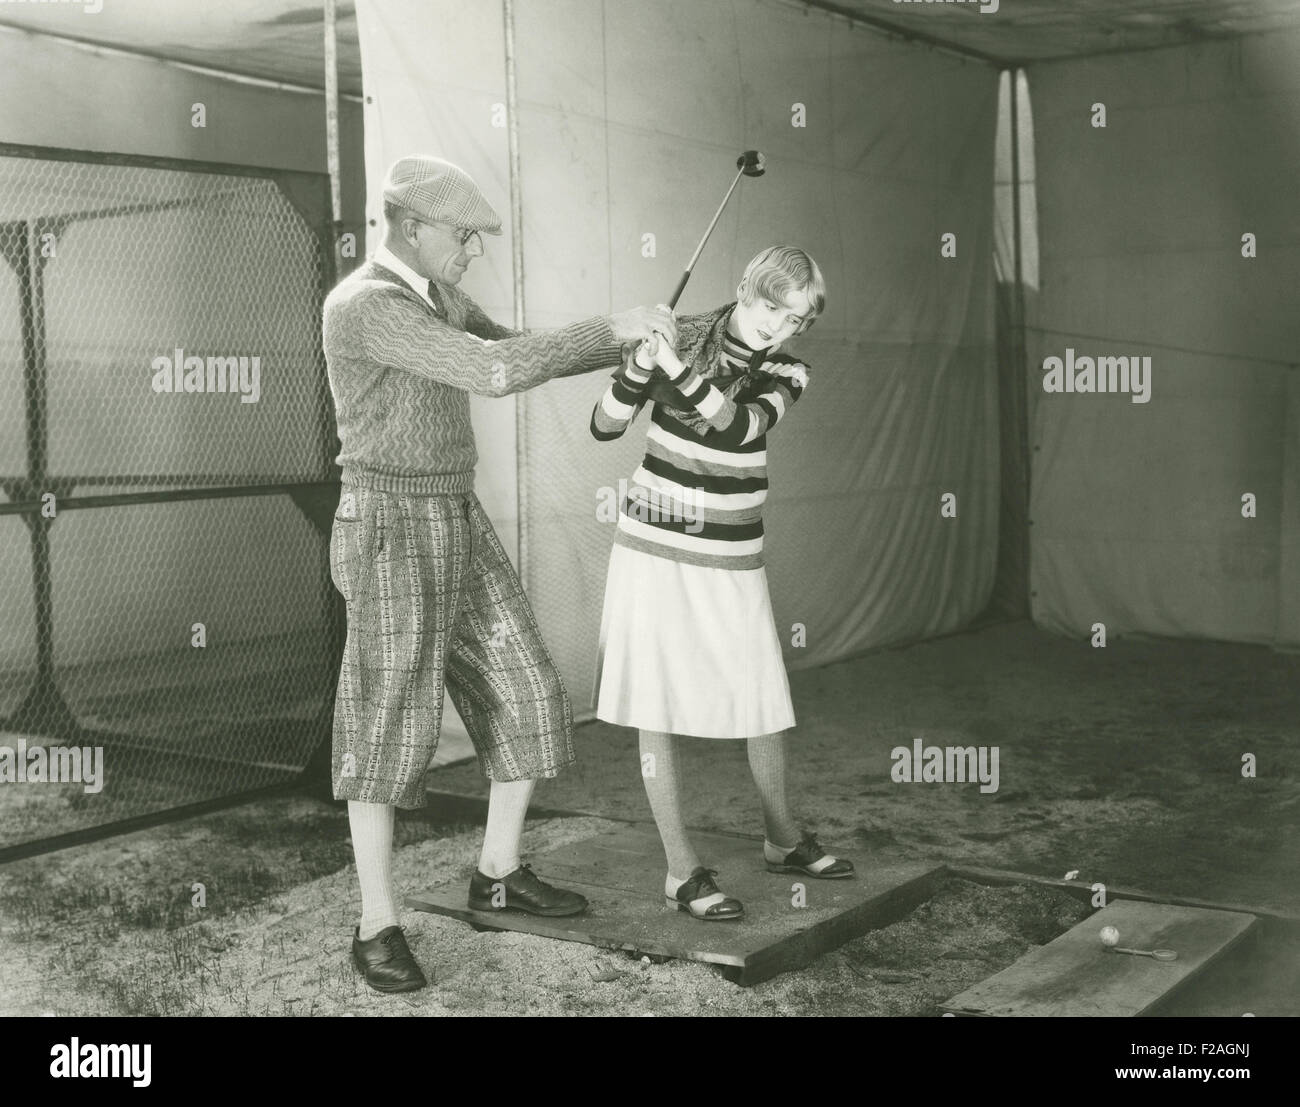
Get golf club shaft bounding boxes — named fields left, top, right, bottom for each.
left=667, top=167, right=745, bottom=310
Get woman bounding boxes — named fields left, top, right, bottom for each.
left=589, top=245, right=854, bottom=921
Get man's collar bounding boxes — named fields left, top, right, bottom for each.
left=373, top=244, right=435, bottom=307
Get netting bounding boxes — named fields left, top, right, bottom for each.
left=0, top=150, right=339, bottom=855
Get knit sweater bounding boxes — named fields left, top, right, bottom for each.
left=589, top=303, right=809, bottom=570
left=323, top=261, right=623, bottom=494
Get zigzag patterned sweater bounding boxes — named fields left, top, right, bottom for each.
left=323, top=261, right=623, bottom=494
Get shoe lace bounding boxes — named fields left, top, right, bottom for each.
left=688, top=867, right=721, bottom=895
left=798, top=832, right=824, bottom=859
left=513, top=862, right=545, bottom=888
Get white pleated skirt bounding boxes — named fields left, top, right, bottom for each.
left=593, top=543, right=795, bottom=739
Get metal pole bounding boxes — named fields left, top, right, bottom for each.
left=319, top=0, right=347, bottom=787
left=503, top=0, right=526, bottom=331
left=503, top=0, right=529, bottom=568
left=323, top=0, right=345, bottom=277
left=0, top=220, right=78, bottom=737
left=1010, top=71, right=1025, bottom=339
left=21, top=222, right=54, bottom=689
left=1010, top=68, right=1031, bottom=610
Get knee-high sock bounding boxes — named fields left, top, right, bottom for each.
left=639, top=730, right=701, bottom=882
left=747, top=732, right=800, bottom=849
left=348, top=800, right=400, bottom=940
left=478, top=778, right=535, bottom=879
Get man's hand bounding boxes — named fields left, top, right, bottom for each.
left=609, top=304, right=677, bottom=348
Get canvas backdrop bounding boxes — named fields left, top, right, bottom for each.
left=1026, top=32, right=1300, bottom=649
left=355, top=0, right=1002, bottom=716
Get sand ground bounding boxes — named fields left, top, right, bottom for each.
left=1, top=621, right=1296, bottom=1016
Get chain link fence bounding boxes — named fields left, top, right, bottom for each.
left=0, top=146, right=341, bottom=859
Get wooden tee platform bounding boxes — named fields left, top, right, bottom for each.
left=407, top=824, right=943, bottom=985
left=942, top=898, right=1259, bottom=1016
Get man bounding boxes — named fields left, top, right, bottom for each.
left=323, top=154, right=675, bottom=993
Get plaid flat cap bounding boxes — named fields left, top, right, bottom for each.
left=382, top=155, right=504, bottom=235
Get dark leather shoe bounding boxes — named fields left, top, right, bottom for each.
left=669, top=867, right=744, bottom=921
left=468, top=863, right=588, bottom=917
left=765, top=833, right=855, bottom=879
left=351, top=926, right=428, bottom=993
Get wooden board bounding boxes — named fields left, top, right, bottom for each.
left=942, top=898, right=1258, bottom=1017
left=407, top=824, right=943, bottom=986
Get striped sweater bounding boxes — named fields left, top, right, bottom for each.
left=590, top=303, right=809, bottom=570
left=323, top=261, right=623, bottom=494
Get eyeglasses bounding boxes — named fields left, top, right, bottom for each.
left=409, top=218, right=482, bottom=252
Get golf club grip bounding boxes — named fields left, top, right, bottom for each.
left=666, top=270, right=691, bottom=311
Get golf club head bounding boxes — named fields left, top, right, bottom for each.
left=738, top=149, right=766, bottom=177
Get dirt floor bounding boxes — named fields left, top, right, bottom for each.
left=1, top=620, right=1297, bottom=1016
left=476, top=620, right=1297, bottom=915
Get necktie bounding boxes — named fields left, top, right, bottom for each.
left=425, top=280, right=444, bottom=316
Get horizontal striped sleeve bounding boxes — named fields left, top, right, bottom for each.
left=665, top=360, right=808, bottom=447
left=590, top=346, right=654, bottom=441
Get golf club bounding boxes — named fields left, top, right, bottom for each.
left=1111, top=947, right=1179, bottom=961
left=632, top=149, right=765, bottom=403
left=666, top=149, right=766, bottom=311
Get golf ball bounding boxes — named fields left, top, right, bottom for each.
left=1099, top=926, right=1120, bottom=947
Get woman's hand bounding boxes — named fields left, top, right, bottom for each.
left=635, top=326, right=686, bottom=380
left=650, top=332, right=686, bottom=380
left=631, top=304, right=677, bottom=372
left=633, top=335, right=658, bottom=371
